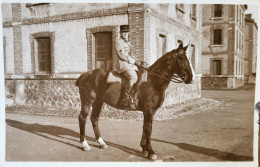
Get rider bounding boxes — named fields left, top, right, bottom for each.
left=115, top=25, right=141, bottom=107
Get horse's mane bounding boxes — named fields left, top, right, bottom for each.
left=148, top=48, right=177, bottom=72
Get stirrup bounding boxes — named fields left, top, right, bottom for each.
left=120, top=90, right=132, bottom=107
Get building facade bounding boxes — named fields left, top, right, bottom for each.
left=3, top=3, right=202, bottom=109
left=244, top=14, right=258, bottom=83
left=201, top=4, right=247, bottom=89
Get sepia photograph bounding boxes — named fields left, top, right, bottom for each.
left=0, top=0, right=259, bottom=167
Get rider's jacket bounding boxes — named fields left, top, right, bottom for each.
left=115, top=38, right=138, bottom=73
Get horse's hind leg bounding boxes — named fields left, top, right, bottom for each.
left=78, top=99, right=94, bottom=151
left=90, top=99, right=107, bottom=149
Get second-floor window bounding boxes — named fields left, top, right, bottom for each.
left=158, top=34, right=167, bottom=58
left=190, top=4, right=197, bottom=20
left=176, top=4, right=185, bottom=13
left=190, top=44, right=196, bottom=71
left=214, top=4, right=222, bottom=17
left=213, top=29, right=222, bottom=45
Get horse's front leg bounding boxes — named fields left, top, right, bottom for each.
left=142, top=109, right=157, bottom=160
left=90, top=99, right=107, bottom=149
left=78, top=101, right=92, bottom=151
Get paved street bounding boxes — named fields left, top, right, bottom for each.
left=5, top=89, right=256, bottom=162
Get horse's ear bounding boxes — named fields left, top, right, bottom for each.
left=183, top=44, right=189, bottom=51
left=178, top=43, right=183, bottom=49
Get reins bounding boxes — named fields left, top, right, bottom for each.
left=148, top=72, right=183, bottom=83
left=145, top=52, right=184, bottom=83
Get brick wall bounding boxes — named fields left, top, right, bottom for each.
left=128, top=9, right=145, bottom=61
left=12, top=3, right=23, bottom=74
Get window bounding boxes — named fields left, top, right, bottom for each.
left=214, top=4, right=222, bottom=17
left=176, top=4, right=185, bottom=13
left=94, top=32, right=112, bottom=71
left=3, top=37, right=6, bottom=73
left=190, top=44, right=196, bottom=71
left=36, top=37, right=51, bottom=73
left=212, top=60, right=221, bottom=75
left=158, top=34, right=166, bottom=58
left=237, top=30, right=239, bottom=49
left=213, top=29, right=222, bottom=45
left=236, top=60, right=238, bottom=74
left=190, top=4, right=196, bottom=20
left=241, top=62, right=244, bottom=75
left=237, top=6, right=239, bottom=21
left=242, top=35, right=243, bottom=49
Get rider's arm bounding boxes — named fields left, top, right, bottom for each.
left=115, top=40, right=136, bottom=65
left=115, top=40, right=129, bottom=62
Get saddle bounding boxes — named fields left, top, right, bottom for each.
left=106, top=71, right=122, bottom=83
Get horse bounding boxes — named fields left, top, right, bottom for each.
left=75, top=43, right=194, bottom=160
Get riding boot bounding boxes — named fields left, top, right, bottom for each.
left=120, top=88, right=133, bottom=107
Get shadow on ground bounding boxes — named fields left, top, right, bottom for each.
left=152, top=138, right=253, bottom=161
left=6, top=119, right=253, bottom=161
left=6, top=119, right=147, bottom=159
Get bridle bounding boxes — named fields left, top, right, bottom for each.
left=146, top=51, right=186, bottom=83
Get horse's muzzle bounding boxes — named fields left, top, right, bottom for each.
left=181, top=73, right=192, bottom=84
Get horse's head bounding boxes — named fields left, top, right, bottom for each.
left=173, top=43, right=194, bottom=84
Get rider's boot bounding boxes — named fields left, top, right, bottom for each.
left=120, top=88, right=133, bottom=107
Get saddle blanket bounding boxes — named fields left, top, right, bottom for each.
left=107, top=72, right=121, bottom=83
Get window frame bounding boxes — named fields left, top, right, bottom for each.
left=86, top=26, right=118, bottom=71
left=212, top=59, right=222, bottom=75
left=94, top=32, right=113, bottom=71
left=213, top=29, right=222, bottom=45
left=176, top=4, right=185, bottom=13
left=190, top=4, right=197, bottom=20
left=213, top=4, right=223, bottom=17
left=157, top=33, right=167, bottom=59
left=30, top=32, right=55, bottom=75
left=35, top=37, right=51, bottom=73
left=190, top=44, right=196, bottom=72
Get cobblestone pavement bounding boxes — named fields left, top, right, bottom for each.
left=4, top=89, right=256, bottom=165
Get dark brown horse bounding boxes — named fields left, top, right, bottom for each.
left=75, top=43, right=194, bottom=160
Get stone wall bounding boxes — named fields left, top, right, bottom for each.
left=5, top=77, right=201, bottom=110
left=6, top=79, right=81, bottom=109
left=201, top=77, right=228, bottom=89
left=164, top=76, right=201, bottom=105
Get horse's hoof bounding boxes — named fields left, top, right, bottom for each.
left=142, top=150, right=148, bottom=156
left=82, top=140, right=91, bottom=151
left=97, top=137, right=107, bottom=149
left=99, top=143, right=108, bottom=149
left=148, top=154, right=158, bottom=161
left=83, top=145, right=91, bottom=151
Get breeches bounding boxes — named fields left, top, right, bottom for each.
left=122, top=69, right=138, bottom=89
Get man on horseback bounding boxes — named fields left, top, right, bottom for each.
left=115, top=25, right=141, bottom=107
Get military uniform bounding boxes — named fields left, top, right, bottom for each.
left=115, top=25, right=138, bottom=107
left=115, top=38, right=138, bottom=84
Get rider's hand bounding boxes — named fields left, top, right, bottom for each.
left=134, top=60, right=142, bottom=67
left=141, top=62, right=148, bottom=69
